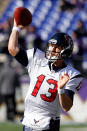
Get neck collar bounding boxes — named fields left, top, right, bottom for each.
left=49, top=62, right=66, bottom=72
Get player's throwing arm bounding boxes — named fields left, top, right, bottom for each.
left=8, top=7, right=32, bottom=56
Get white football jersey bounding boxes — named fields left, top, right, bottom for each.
left=22, top=48, right=83, bottom=130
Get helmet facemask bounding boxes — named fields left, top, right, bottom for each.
left=45, top=44, right=63, bottom=63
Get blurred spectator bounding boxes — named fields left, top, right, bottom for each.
left=60, top=0, right=77, bottom=11
left=72, top=31, right=84, bottom=56
left=72, top=31, right=83, bottom=72
left=25, top=25, right=37, bottom=49
left=0, top=17, right=27, bottom=53
left=59, top=0, right=86, bottom=12
left=73, top=20, right=87, bottom=39
left=72, top=19, right=87, bottom=76
left=0, top=17, right=13, bottom=54
left=72, top=32, right=79, bottom=56
left=18, top=28, right=27, bottom=50
left=77, top=0, right=86, bottom=9
left=25, top=24, right=44, bottom=50
left=34, top=37, right=44, bottom=51
left=0, top=57, right=20, bottom=121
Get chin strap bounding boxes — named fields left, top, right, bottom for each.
left=50, top=62, right=54, bottom=70
left=46, top=50, right=64, bottom=62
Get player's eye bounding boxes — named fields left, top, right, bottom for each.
left=47, top=50, right=60, bottom=55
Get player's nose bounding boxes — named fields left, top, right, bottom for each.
left=51, top=47, right=56, bottom=53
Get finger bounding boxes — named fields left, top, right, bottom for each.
left=64, top=74, right=69, bottom=79
left=60, top=75, right=63, bottom=80
left=64, top=73, right=69, bottom=77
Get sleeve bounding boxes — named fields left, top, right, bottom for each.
left=65, top=74, right=83, bottom=93
left=15, top=48, right=45, bottom=68
left=26, top=48, right=45, bottom=67
left=64, top=89, right=74, bottom=102
left=15, top=48, right=36, bottom=67
left=15, top=48, right=28, bottom=67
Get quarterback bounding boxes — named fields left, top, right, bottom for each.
left=8, top=20, right=83, bottom=131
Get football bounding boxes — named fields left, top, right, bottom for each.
left=14, top=7, right=32, bottom=26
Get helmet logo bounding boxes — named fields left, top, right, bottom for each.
left=64, top=35, right=70, bottom=44
left=48, top=39, right=57, bottom=44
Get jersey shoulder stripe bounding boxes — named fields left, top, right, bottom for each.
left=64, top=65, right=83, bottom=92
left=70, top=74, right=83, bottom=80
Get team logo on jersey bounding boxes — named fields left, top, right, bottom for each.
left=48, top=39, right=57, bottom=44
left=34, top=119, right=39, bottom=124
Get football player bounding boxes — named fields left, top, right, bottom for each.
left=8, top=20, right=83, bottom=131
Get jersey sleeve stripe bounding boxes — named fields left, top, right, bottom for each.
left=70, top=74, right=83, bottom=80
left=33, top=48, right=37, bottom=57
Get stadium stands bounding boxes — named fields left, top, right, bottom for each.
left=0, top=0, right=87, bottom=76
left=0, top=0, right=87, bottom=41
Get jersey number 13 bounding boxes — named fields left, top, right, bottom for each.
left=32, top=74, right=58, bottom=102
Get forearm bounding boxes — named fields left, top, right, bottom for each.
left=57, top=74, right=73, bottom=111
left=59, top=93, right=73, bottom=112
left=8, top=30, right=19, bottom=56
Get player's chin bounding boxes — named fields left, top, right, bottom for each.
left=54, top=59, right=64, bottom=64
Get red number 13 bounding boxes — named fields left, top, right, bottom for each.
left=32, top=74, right=58, bottom=102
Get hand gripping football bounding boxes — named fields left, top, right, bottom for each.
left=14, top=7, right=32, bottom=26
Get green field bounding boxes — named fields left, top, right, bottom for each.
left=61, top=124, right=87, bottom=131
left=0, top=122, right=22, bottom=131
left=0, top=122, right=87, bottom=131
